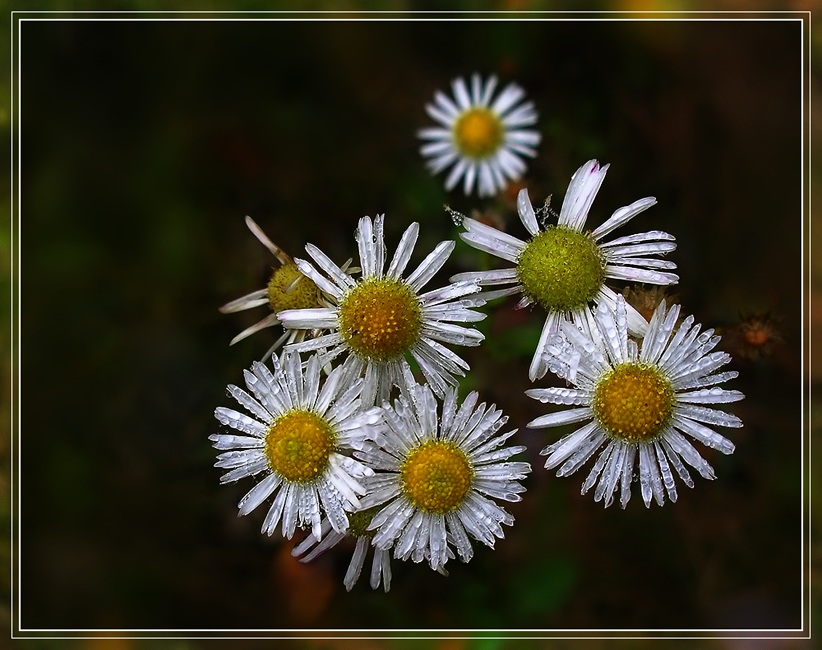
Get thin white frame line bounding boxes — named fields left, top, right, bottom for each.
left=14, top=12, right=21, bottom=640
left=7, top=10, right=812, bottom=15
left=9, top=10, right=810, bottom=639
left=807, top=6, right=813, bottom=641
left=800, top=15, right=805, bottom=634
left=16, top=627, right=810, bottom=633
left=11, top=630, right=811, bottom=641
left=9, top=636, right=814, bottom=641
left=10, top=17, right=808, bottom=23
left=9, top=5, right=14, bottom=643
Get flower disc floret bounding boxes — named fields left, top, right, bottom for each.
left=517, top=226, right=604, bottom=312
left=266, top=262, right=320, bottom=314
left=338, top=278, right=423, bottom=362
left=401, top=440, right=473, bottom=513
left=264, top=409, right=335, bottom=483
left=593, top=363, right=675, bottom=443
left=454, top=108, right=504, bottom=159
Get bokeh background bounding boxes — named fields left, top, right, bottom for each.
left=5, top=1, right=817, bottom=648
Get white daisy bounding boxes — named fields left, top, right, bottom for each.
left=526, top=295, right=744, bottom=509
left=291, top=504, right=393, bottom=592
left=277, top=214, right=487, bottom=406
left=211, top=349, right=382, bottom=540
left=219, top=216, right=338, bottom=360
left=418, top=73, right=541, bottom=197
left=452, top=158, right=679, bottom=381
left=356, top=381, right=531, bottom=573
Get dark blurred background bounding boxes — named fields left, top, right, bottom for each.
left=6, top=1, right=816, bottom=647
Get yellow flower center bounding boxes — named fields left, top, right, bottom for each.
left=264, top=410, right=335, bottom=483
left=453, top=108, right=504, bottom=159
left=267, top=262, right=321, bottom=314
left=592, top=363, right=675, bottom=443
left=400, top=441, right=473, bottom=513
left=338, top=278, right=422, bottom=361
left=517, top=226, right=605, bottom=312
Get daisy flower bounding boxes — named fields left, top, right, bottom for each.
left=356, top=381, right=531, bottom=572
left=291, top=504, right=392, bottom=592
left=452, top=159, right=679, bottom=381
left=219, top=216, right=336, bottom=360
left=418, top=73, right=541, bottom=197
left=526, top=295, right=744, bottom=509
left=277, top=214, right=486, bottom=406
left=211, top=350, right=382, bottom=540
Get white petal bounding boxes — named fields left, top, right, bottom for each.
left=459, top=217, right=526, bottom=263
left=387, top=222, right=419, bottom=279
left=405, top=240, right=455, bottom=291
left=517, top=188, right=540, bottom=236
left=591, top=197, right=657, bottom=240
left=559, top=160, right=608, bottom=232
left=527, top=407, right=593, bottom=429
left=276, top=307, right=338, bottom=330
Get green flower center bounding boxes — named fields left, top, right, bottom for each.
left=267, top=263, right=321, bottom=314
left=516, top=226, right=605, bottom=312
left=400, top=441, right=473, bottom=513
left=338, top=278, right=423, bottom=361
left=453, top=108, right=504, bottom=159
left=592, top=363, right=675, bottom=443
left=264, top=410, right=335, bottom=482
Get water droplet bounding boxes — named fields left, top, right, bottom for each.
left=444, top=204, right=465, bottom=227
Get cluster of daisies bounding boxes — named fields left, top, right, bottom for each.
left=211, top=73, right=743, bottom=592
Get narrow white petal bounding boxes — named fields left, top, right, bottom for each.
left=479, top=75, right=498, bottom=106
left=591, top=197, right=657, bottom=240
left=305, top=243, right=356, bottom=291
left=604, top=265, right=679, bottom=286
left=445, top=158, right=469, bottom=191
left=491, top=82, right=525, bottom=115
left=420, top=140, right=453, bottom=156
left=405, top=240, right=455, bottom=291
left=527, top=407, right=593, bottom=429
left=387, top=222, right=419, bottom=279
left=209, top=433, right=264, bottom=450
left=426, top=150, right=459, bottom=174
left=529, top=311, right=561, bottom=382
left=425, top=101, right=456, bottom=128
left=559, top=160, right=608, bottom=231
left=214, top=407, right=267, bottom=436
left=344, top=537, right=368, bottom=591
left=452, top=76, right=472, bottom=111
left=677, top=387, right=745, bottom=404
left=604, top=241, right=677, bottom=258
left=517, top=188, right=540, bottom=236
left=541, top=420, right=599, bottom=469
left=356, top=216, right=377, bottom=278
left=219, top=289, right=268, bottom=314
left=276, top=307, right=338, bottom=330
left=228, top=313, right=280, bottom=346
left=293, top=258, right=343, bottom=301
left=459, top=217, right=526, bottom=263
left=525, top=386, right=592, bottom=406
left=501, top=102, right=539, bottom=127
left=450, top=268, right=519, bottom=286
left=673, top=415, right=737, bottom=453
